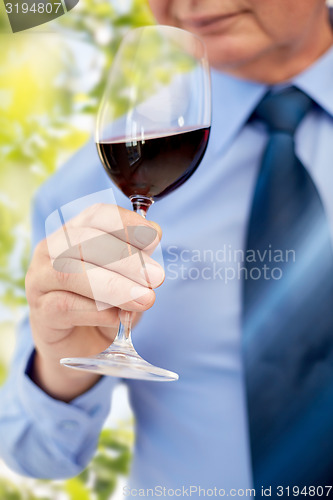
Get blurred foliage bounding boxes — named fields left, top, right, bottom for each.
left=0, top=427, right=134, bottom=500
left=0, top=35, right=87, bottom=313
left=104, top=27, right=196, bottom=122
left=0, top=362, right=6, bottom=386
left=0, top=0, right=154, bottom=313
left=0, top=0, right=153, bottom=498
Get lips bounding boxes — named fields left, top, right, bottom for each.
left=178, top=12, right=244, bottom=34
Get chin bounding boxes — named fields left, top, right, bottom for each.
left=203, top=35, right=269, bottom=77
left=204, top=39, right=250, bottom=71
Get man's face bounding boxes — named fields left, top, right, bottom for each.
left=148, top=0, right=332, bottom=82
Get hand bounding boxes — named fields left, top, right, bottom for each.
left=25, top=203, right=164, bottom=401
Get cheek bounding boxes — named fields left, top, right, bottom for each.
left=201, top=24, right=277, bottom=70
left=249, top=1, right=306, bottom=40
left=148, top=1, right=173, bottom=25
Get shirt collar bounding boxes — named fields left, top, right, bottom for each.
left=210, top=43, right=333, bottom=153
left=210, top=70, right=267, bottom=154
left=293, top=44, right=333, bottom=117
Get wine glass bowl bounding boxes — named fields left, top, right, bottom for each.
left=60, top=25, right=211, bottom=381
left=96, top=25, right=211, bottom=208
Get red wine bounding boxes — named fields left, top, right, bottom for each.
left=97, top=127, right=210, bottom=200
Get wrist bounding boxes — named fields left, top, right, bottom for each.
left=29, top=349, right=101, bottom=403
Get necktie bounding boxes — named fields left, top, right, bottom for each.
left=243, top=87, right=333, bottom=493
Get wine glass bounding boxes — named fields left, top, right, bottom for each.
left=60, top=25, right=211, bottom=381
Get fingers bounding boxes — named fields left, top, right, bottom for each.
left=36, top=291, right=121, bottom=330
left=26, top=204, right=164, bottom=325
left=36, top=238, right=163, bottom=304
left=50, top=228, right=164, bottom=288
left=64, top=203, right=162, bottom=252
left=28, top=257, right=156, bottom=311
left=32, top=291, right=142, bottom=346
left=47, top=224, right=161, bottom=262
left=30, top=291, right=121, bottom=359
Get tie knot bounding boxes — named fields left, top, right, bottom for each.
left=252, top=87, right=313, bottom=135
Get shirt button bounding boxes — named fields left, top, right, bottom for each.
left=59, top=420, right=79, bottom=431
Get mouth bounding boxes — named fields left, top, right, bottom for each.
left=178, top=12, right=246, bottom=34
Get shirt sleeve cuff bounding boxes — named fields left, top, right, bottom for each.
left=19, top=349, right=118, bottom=456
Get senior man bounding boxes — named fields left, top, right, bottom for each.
left=1, top=0, right=333, bottom=497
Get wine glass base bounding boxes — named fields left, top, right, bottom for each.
left=60, top=352, right=179, bottom=382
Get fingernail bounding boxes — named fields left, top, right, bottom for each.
left=131, top=286, right=152, bottom=305
left=134, top=226, right=157, bottom=247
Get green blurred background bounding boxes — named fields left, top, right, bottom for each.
left=0, top=0, right=154, bottom=498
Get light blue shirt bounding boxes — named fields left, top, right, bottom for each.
left=1, top=45, right=333, bottom=496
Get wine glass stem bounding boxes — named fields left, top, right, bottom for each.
left=103, top=195, right=154, bottom=355
left=130, top=195, right=153, bottom=217
left=116, top=311, right=132, bottom=343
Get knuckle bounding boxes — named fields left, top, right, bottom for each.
left=38, top=292, right=67, bottom=317
left=88, top=202, right=106, bottom=215
left=67, top=203, right=104, bottom=228
left=86, top=202, right=115, bottom=225
left=59, top=292, right=75, bottom=314
left=25, top=262, right=48, bottom=308
left=40, top=293, right=55, bottom=315
left=25, top=266, right=38, bottom=306
left=54, top=269, right=72, bottom=288
left=84, top=203, right=105, bottom=224
left=53, top=257, right=73, bottom=274
left=48, top=291, right=75, bottom=315
left=35, top=238, right=47, bottom=256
